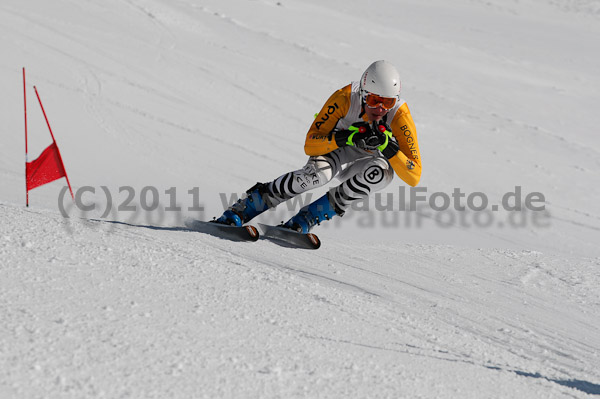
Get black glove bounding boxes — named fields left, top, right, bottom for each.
left=367, top=121, right=391, bottom=148
left=380, top=136, right=400, bottom=159
left=335, top=122, right=379, bottom=149
left=372, top=121, right=400, bottom=159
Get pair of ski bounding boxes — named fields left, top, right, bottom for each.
left=185, top=220, right=321, bottom=250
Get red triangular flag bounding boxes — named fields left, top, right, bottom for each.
left=26, top=142, right=67, bottom=191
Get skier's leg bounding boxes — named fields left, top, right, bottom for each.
left=265, top=152, right=341, bottom=206
left=283, top=156, right=394, bottom=233
left=329, top=156, right=394, bottom=213
left=215, top=153, right=342, bottom=226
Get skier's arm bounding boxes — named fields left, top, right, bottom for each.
left=387, top=103, right=422, bottom=187
left=304, top=85, right=351, bottom=156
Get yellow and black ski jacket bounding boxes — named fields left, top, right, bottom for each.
left=304, top=82, right=421, bottom=187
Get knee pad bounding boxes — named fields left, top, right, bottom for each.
left=359, top=157, right=394, bottom=192
left=303, top=154, right=339, bottom=185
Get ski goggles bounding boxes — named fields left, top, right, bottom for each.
left=364, top=92, right=397, bottom=110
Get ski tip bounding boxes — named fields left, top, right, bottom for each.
left=258, top=223, right=321, bottom=249
left=244, top=225, right=260, bottom=241
left=307, top=233, right=321, bottom=249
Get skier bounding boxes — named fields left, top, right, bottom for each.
left=215, top=60, right=422, bottom=233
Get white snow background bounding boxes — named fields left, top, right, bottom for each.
left=1, top=0, right=599, bottom=398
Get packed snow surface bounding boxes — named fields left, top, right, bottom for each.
left=1, top=0, right=599, bottom=398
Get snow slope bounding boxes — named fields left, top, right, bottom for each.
left=2, top=204, right=599, bottom=398
left=1, top=0, right=599, bottom=398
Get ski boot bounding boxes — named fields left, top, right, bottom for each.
left=282, top=193, right=340, bottom=233
left=214, top=182, right=272, bottom=226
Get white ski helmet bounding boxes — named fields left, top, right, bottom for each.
left=360, top=60, right=401, bottom=100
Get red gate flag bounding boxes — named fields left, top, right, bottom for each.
left=23, top=67, right=74, bottom=206
left=26, top=142, right=67, bottom=190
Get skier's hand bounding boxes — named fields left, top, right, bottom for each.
left=335, top=122, right=379, bottom=149
left=380, top=136, right=399, bottom=159
left=370, top=121, right=399, bottom=159
left=373, top=120, right=391, bottom=138
left=353, top=121, right=395, bottom=151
